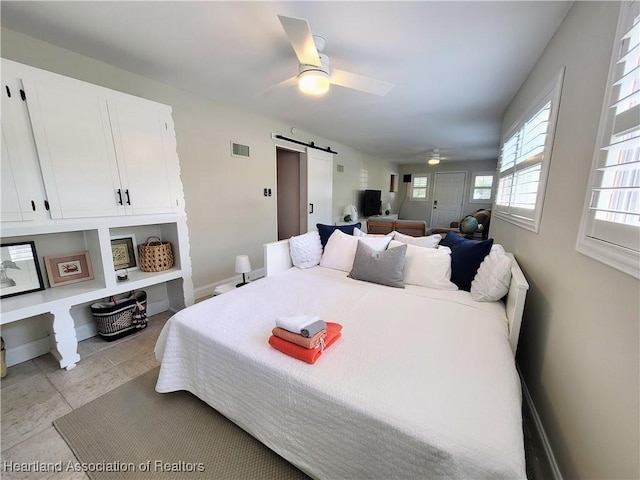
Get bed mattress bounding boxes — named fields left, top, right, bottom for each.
left=155, top=266, right=525, bottom=479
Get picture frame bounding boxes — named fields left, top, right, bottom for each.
left=110, top=234, right=138, bottom=270
left=0, top=241, right=45, bottom=299
left=44, top=251, right=94, bottom=288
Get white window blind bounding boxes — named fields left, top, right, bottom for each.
left=411, top=175, right=429, bottom=200
left=495, top=69, right=564, bottom=232
left=577, top=1, right=640, bottom=278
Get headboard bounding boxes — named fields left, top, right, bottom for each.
left=263, top=239, right=529, bottom=355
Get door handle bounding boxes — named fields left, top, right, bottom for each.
left=125, top=189, right=131, bottom=205
left=309, top=203, right=314, bottom=214
left=117, top=189, right=123, bottom=205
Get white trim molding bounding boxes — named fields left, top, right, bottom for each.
left=518, top=365, right=564, bottom=480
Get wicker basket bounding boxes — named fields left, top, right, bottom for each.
left=90, top=291, right=147, bottom=341
left=138, top=236, right=174, bottom=272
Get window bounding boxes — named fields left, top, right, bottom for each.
left=577, top=1, right=640, bottom=279
left=495, top=69, right=564, bottom=232
left=411, top=175, right=429, bottom=201
left=359, top=169, right=369, bottom=190
left=469, top=172, right=495, bottom=203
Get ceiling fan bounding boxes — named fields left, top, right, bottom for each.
left=276, top=15, right=394, bottom=96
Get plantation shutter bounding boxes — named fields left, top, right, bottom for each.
left=495, top=69, right=563, bottom=231
left=577, top=1, right=640, bottom=279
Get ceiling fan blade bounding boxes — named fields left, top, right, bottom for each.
left=330, top=68, right=394, bottom=96
left=278, top=15, right=321, bottom=67
left=261, top=75, right=298, bottom=96
left=271, top=76, right=298, bottom=90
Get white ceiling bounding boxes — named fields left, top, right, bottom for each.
left=0, top=1, right=572, bottom=164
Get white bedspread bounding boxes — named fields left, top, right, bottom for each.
left=155, top=266, right=525, bottom=479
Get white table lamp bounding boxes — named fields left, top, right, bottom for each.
left=343, top=205, right=357, bottom=222
left=235, top=255, right=251, bottom=287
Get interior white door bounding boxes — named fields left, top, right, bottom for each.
left=432, top=172, right=466, bottom=227
left=306, top=148, right=333, bottom=231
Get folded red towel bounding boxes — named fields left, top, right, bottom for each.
left=269, top=322, right=343, bottom=364
left=272, top=326, right=326, bottom=349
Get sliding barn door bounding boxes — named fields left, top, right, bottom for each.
left=306, top=148, right=333, bottom=231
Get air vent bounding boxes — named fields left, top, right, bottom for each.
left=231, top=142, right=250, bottom=158
left=337, top=164, right=344, bottom=173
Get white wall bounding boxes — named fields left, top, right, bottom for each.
left=492, top=3, right=639, bottom=478
left=0, top=28, right=397, bottom=300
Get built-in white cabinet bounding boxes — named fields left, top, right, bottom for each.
left=0, top=59, right=193, bottom=370
left=2, top=58, right=179, bottom=220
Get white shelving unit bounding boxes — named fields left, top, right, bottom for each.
left=0, top=58, right=193, bottom=370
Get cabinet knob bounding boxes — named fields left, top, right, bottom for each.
left=125, top=189, right=131, bottom=205
left=116, top=189, right=123, bottom=205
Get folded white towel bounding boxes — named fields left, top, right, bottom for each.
left=275, top=314, right=320, bottom=334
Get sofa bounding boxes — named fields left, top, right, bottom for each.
left=366, top=218, right=427, bottom=237
left=428, top=209, right=491, bottom=240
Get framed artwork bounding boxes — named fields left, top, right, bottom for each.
left=44, top=251, right=94, bottom=287
left=110, top=234, right=138, bottom=270
left=0, top=241, right=45, bottom=299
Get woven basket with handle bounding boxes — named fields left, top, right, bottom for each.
left=138, top=236, right=174, bottom=272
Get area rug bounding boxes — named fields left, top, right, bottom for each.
left=53, top=368, right=310, bottom=480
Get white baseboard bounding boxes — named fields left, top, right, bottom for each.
left=194, top=268, right=265, bottom=300
left=5, top=336, right=52, bottom=367
left=5, top=299, right=170, bottom=366
left=518, top=366, right=563, bottom=480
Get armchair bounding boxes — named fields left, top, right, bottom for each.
left=428, top=209, right=491, bottom=240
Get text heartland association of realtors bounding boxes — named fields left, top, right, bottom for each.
left=2, top=460, right=206, bottom=473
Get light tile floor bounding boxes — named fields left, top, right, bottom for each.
left=0, top=311, right=171, bottom=480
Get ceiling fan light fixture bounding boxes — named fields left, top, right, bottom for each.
left=427, top=148, right=441, bottom=165
left=298, top=69, right=330, bottom=95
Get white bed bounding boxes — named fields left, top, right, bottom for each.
left=155, top=238, right=529, bottom=479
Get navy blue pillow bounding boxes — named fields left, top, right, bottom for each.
left=440, top=231, right=494, bottom=291
left=316, top=223, right=361, bottom=248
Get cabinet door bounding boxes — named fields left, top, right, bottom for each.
left=108, top=98, right=176, bottom=215
left=22, top=78, right=124, bottom=219
left=0, top=74, right=47, bottom=223
left=1, top=124, right=35, bottom=221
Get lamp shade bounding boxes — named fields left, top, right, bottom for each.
left=384, top=202, right=391, bottom=214
left=343, top=205, right=353, bottom=216
left=298, top=70, right=330, bottom=95
left=235, top=255, right=252, bottom=274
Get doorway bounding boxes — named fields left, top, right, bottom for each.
left=432, top=171, right=466, bottom=227
left=276, top=148, right=306, bottom=240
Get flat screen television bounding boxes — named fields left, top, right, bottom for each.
left=362, top=189, right=382, bottom=217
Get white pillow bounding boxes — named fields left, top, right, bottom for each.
left=320, top=230, right=392, bottom=272
left=393, top=231, right=442, bottom=248
left=470, top=250, right=512, bottom=302
left=353, top=227, right=394, bottom=238
left=289, top=231, right=323, bottom=269
left=389, top=240, right=457, bottom=290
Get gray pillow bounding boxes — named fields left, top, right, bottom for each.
left=348, top=241, right=407, bottom=288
